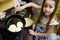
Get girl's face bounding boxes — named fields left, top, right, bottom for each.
left=43, top=0, right=55, bottom=16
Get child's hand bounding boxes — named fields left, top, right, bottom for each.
left=15, top=7, right=24, bottom=12
left=29, top=29, right=36, bottom=36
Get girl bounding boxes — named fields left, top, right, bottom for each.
left=15, top=0, right=59, bottom=40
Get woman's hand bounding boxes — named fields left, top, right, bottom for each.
left=29, top=29, right=36, bottom=36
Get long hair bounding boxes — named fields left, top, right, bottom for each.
left=36, top=0, right=59, bottom=28
left=46, top=0, right=59, bottom=27
left=35, top=0, right=45, bottom=25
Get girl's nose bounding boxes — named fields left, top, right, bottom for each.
left=46, top=7, right=49, bottom=11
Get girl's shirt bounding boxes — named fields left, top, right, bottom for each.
left=41, top=17, right=59, bottom=27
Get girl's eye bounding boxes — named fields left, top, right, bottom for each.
left=44, top=5, right=52, bottom=8
left=49, top=6, right=53, bottom=8
left=44, top=5, right=47, bottom=7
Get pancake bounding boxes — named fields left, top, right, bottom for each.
left=24, top=18, right=34, bottom=27
left=8, top=24, right=16, bottom=32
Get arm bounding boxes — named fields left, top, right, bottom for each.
left=15, top=2, right=41, bottom=11
left=29, top=25, right=55, bottom=37
left=21, top=2, right=41, bottom=10
left=31, top=2, right=41, bottom=10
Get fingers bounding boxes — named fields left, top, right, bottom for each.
left=29, top=29, right=33, bottom=32
left=29, top=29, right=34, bottom=35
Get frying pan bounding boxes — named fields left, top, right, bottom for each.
left=5, top=14, right=26, bottom=33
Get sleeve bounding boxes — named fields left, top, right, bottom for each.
left=49, top=18, right=59, bottom=25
